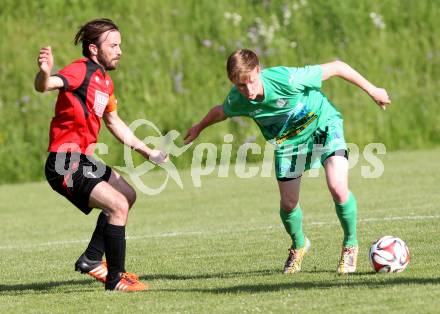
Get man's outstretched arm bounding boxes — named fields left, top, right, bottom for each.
left=103, top=110, right=168, bottom=164
left=320, top=60, right=391, bottom=110
left=184, top=104, right=227, bottom=144
left=34, top=46, right=64, bottom=92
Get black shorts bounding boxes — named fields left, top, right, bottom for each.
left=45, top=152, right=112, bottom=215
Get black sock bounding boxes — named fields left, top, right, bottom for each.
left=104, top=223, right=126, bottom=281
left=84, top=212, right=107, bottom=261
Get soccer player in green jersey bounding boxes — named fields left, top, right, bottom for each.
left=184, top=49, right=390, bottom=274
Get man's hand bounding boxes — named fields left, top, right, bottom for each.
left=368, top=86, right=391, bottom=110
left=35, top=46, right=63, bottom=92
left=184, top=124, right=202, bottom=144
left=38, top=46, right=54, bottom=75
left=148, top=149, right=169, bottom=164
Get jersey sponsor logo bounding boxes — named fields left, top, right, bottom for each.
left=276, top=112, right=317, bottom=144
left=93, top=90, right=109, bottom=117
left=276, top=98, right=288, bottom=108
left=291, top=102, right=307, bottom=117
left=255, top=114, right=288, bottom=126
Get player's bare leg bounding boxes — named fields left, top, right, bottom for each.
left=107, top=170, right=137, bottom=209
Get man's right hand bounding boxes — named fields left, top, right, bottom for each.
left=38, top=46, right=54, bottom=74
left=184, top=124, right=202, bottom=144
left=148, top=149, right=169, bottom=164
left=35, top=46, right=63, bottom=92
left=368, top=86, right=391, bottom=110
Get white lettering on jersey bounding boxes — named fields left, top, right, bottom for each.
left=276, top=98, right=288, bottom=108
left=249, top=109, right=263, bottom=117
left=93, top=90, right=109, bottom=117
left=288, top=74, right=295, bottom=85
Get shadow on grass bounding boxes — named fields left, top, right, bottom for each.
left=2, top=271, right=439, bottom=295
left=140, top=269, right=279, bottom=281
left=158, top=276, right=440, bottom=294
left=139, top=269, right=376, bottom=281
left=0, top=279, right=97, bottom=295
left=0, top=269, right=277, bottom=294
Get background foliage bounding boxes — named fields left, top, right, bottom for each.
left=0, top=0, right=439, bottom=183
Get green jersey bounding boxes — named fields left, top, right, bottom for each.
left=222, top=65, right=341, bottom=143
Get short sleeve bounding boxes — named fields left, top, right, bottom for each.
left=222, top=94, right=235, bottom=117
left=288, top=65, right=323, bottom=92
left=105, top=94, right=118, bottom=113
left=54, top=61, right=87, bottom=91
left=222, top=91, right=243, bottom=117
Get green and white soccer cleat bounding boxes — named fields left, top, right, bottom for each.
left=337, top=245, right=358, bottom=274
left=283, top=237, right=311, bottom=274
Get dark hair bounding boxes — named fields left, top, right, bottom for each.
left=226, top=49, right=260, bottom=82
left=74, top=18, right=119, bottom=58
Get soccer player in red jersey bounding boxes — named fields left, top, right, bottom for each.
left=35, top=18, right=167, bottom=292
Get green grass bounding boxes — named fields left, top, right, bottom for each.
left=1, top=0, right=439, bottom=183
left=1, top=149, right=439, bottom=313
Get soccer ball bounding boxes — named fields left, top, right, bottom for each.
left=369, top=236, right=410, bottom=273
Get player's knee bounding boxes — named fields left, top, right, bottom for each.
left=117, top=198, right=130, bottom=216
left=280, top=198, right=299, bottom=212
left=109, top=194, right=130, bottom=220
left=328, top=181, right=348, bottom=203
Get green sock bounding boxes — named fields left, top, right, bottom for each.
left=335, top=191, right=358, bottom=247
left=280, top=204, right=305, bottom=249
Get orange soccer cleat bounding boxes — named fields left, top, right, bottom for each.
left=105, top=272, right=149, bottom=292
left=75, top=253, right=108, bottom=283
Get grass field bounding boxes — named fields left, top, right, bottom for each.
left=1, top=149, right=439, bottom=313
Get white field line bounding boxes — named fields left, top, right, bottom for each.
left=1, top=214, right=439, bottom=251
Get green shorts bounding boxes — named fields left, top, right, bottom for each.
left=274, top=117, right=347, bottom=180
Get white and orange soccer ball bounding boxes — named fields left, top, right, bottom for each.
left=369, top=236, right=410, bottom=273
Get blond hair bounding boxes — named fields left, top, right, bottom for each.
left=226, top=49, right=260, bottom=82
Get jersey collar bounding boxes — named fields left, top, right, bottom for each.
left=87, top=58, right=106, bottom=76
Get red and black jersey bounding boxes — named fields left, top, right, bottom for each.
left=48, top=58, right=118, bottom=154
